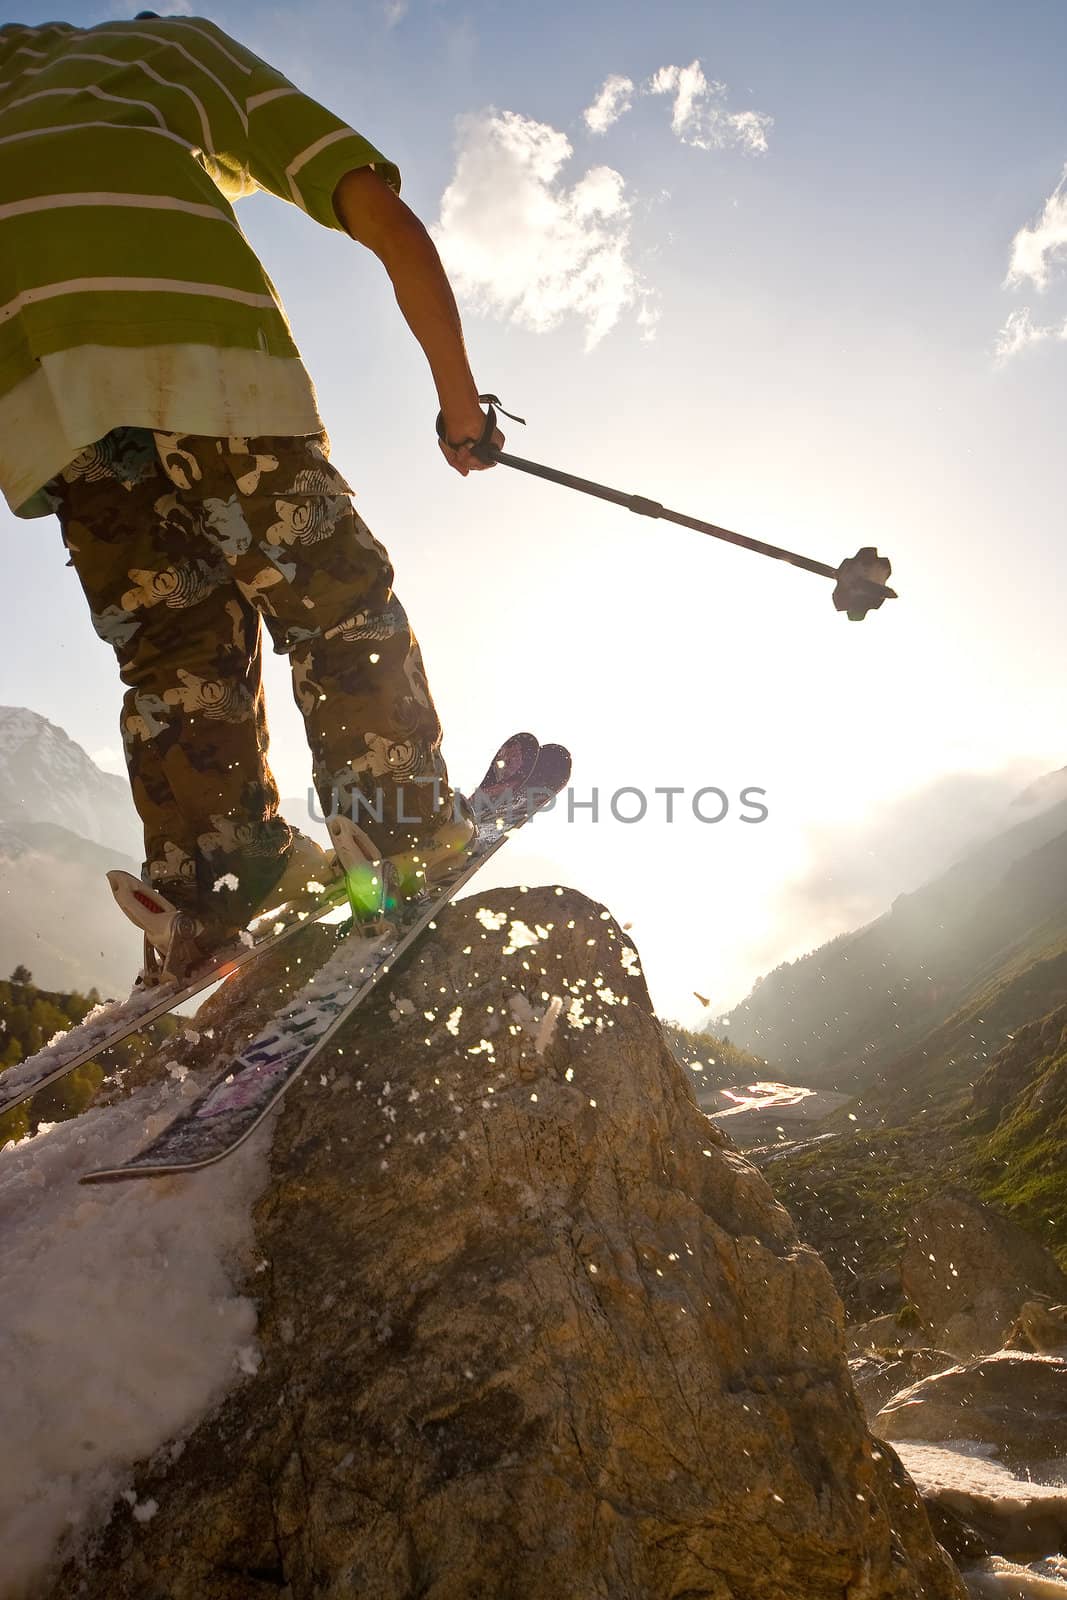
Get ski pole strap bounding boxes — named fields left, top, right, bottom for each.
left=435, top=395, right=526, bottom=464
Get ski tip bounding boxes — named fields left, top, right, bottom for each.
left=535, top=742, right=572, bottom=766
left=529, top=742, right=572, bottom=791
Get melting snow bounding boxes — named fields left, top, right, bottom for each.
left=502, top=919, right=541, bottom=955
left=964, top=1556, right=1067, bottom=1598
left=896, top=1445, right=1067, bottom=1597
left=535, top=996, right=563, bottom=1055
left=896, top=1441, right=1066, bottom=1507
left=0, top=1070, right=272, bottom=1593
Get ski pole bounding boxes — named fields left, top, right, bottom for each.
left=438, top=398, right=898, bottom=622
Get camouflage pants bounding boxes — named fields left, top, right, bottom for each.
left=49, top=427, right=452, bottom=923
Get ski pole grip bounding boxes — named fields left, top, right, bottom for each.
left=435, top=394, right=525, bottom=464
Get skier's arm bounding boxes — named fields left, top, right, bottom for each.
left=332, top=167, right=502, bottom=477
left=179, top=17, right=497, bottom=475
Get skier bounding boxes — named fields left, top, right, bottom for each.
left=0, top=12, right=504, bottom=980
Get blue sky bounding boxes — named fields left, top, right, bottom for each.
left=2, top=0, right=1065, bottom=1021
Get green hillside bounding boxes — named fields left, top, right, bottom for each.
left=965, top=1004, right=1067, bottom=1246
left=661, top=1020, right=769, bottom=1110
left=765, top=1001, right=1067, bottom=1317
left=0, top=968, right=177, bottom=1147
left=721, top=789, right=1067, bottom=1096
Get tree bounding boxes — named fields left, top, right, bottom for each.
left=10, top=964, right=32, bottom=986
left=0, top=1100, right=30, bottom=1149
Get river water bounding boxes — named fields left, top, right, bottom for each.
left=704, top=1079, right=851, bottom=1149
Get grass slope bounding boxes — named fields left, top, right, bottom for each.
left=722, top=798, right=1067, bottom=1096
left=765, top=1001, right=1067, bottom=1317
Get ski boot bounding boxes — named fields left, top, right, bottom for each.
left=109, top=832, right=335, bottom=987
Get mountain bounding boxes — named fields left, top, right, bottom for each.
left=965, top=1001, right=1067, bottom=1242
left=720, top=772, right=1067, bottom=1097
left=0, top=706, right=140, bottom=856
left=762, top=1001, right=1067, bottom=1325
left=0, top=708, right=331, bottom=998
left=0, top=819, right=141, bottom=997
left=718, top=766, right=1067, bottom=1324
left=0, top=709, right=143, bottom=994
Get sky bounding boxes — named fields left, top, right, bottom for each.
left=2, top=0, right=1066, bottom=1024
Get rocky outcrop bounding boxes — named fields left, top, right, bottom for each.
left=849, top=1348, right=958, bottom=1420
left=872, top=1351, right=1067, bottom=1583
left=1003, top=1300, right=1067, bottom=1355
left=970, top=1006, right=1067, bottom=1126
left=52, top=887, right=965, bottom=1600
left=846, top=1311, right=927, bottom=1354
left=876, top=1351, right=1067, bottom=1467
left=901, top=1193, right=1067, bottom=1358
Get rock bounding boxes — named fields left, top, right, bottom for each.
left=894, top=1442, right=1067, bottom=1563
left=1004, top=1301, right=1067, bottom=1355
left=875, top=1350, right=1067, bottom=1466
left=852, top=1266, right=905, bottom=1318
left=901, top=1193, right=1067, bottom=1358
left=49, top=887, right=966, bottom=1600
left=850, top=1348, right=959, bottom=1419
left=970, top=1008, right=1067, bottom=1127
left=847, top=1312, right=925, bottom=1353
left=922, top=1498, right=992, bottom=1565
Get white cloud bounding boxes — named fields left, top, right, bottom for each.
left=1005, top=167, right=1067, bottom=290
left=108, top=0, right=194, bottom=13
left=583, top=74, right=635, bottom=135
left=384, top=0, right=408, bottom=25
left=994, top=306, right=1067, bottom=365
left=997, top=169, right=1067, bottom=362
left=433, top=109, right=653, bottom=349
left=646, top=60, right=771, bottom=154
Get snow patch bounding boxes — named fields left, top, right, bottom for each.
left=506, top=991, right=564, bottom=1055
left=502, top=919, right=541, bottom=955
left=897, top=1444, right=1067, bottom=1598
left=535, top=996, right=563, bottom=1055
left=896, top=1441, right=1066, bottom=1505
left=0, top=1070, right=272, bottom=1594
left=964, top=1556, right=1067, bottom=1598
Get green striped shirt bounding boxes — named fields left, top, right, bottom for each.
left=0, top=15, right=399, bottom=514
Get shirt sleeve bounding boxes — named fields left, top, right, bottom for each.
left=175, top=19, right=400, bottom=228
left=243, top=60, right=401, bottom=226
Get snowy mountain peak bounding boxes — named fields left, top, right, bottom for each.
left=0, top=706, right=140, bottom=856
left=0, top=705, right=69, bottom=755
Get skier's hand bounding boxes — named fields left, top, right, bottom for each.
left=438, top=405, right=504, bottom=477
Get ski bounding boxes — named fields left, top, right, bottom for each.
left=81, top=742, right=571, bottom=1182
left=0, top=733, right=542, bottom=1121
